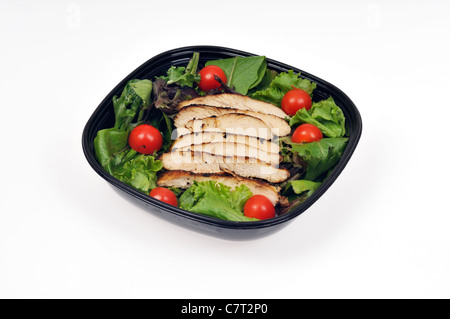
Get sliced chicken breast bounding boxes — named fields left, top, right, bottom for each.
left=174, top=106, right=291, bottom=137
left=176, top=142, right=281, bottom=166
left=185, top=114, right=277, bottom=140
left=161, top=151, right=290, bottom=183
left=157, top=170, right=281, bottom=205
left=177, top=93, right=288, bottom=119
left=171, top=132, right=280, bottom=154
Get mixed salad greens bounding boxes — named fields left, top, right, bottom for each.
left=93, top=53, right=348, bottom=221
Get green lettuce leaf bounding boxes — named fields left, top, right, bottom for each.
left=285, top=180, right=321, bottom=197
left=107, top=149, right=163, bottom=193
left=290, top=97, right=346, bottom=138
left=251, top=70, right=316, bottom=107
left=94, top=128, right=129, bottom=168
left=94, top=77, right=163, bottom=194
left=129, top=80, right=152, bottom=104
left=206, top=56, right=267, bottom=95
left=248, top=69, right=279, bottom=95
left=278, top=179, right=322, bottom=215
left=178, top=181, right=257, bottom=222
left=112, top=79, right=152, bottom=130
left=158, top=52, right=200, bottom=87
left=282, top=137, right=348, bottom=181
left=94, top=127, right=163, bottom=193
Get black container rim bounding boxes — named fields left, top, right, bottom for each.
left=82, top=45, right=362, bottom=231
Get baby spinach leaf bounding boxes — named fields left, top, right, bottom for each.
left=248, top=69, right=279, bottom=95
left=94, top=128, right=129, bottom=168
left=206, top=56, right=267, bottom=95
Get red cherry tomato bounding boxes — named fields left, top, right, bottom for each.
left=281, top=88, right=312, bottom=115
left=149, top=187, right=178, bottom=206
left=198, top=65, right=227, bottom=92
left=292, top=124, right=323, bottom=143
left=128, top=124, right=163, bottom=155
left=244, top=195, right=276, bottom=220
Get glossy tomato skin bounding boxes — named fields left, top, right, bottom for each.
left=128, top=124, right=163, bottom=155
left=281, top=88, right=312, bottom=115
left=198, top=65, right=227, bottom=92
left=244, top=195, right=276, bottom=220
left=292, top=124, right=323, bottom=143
left=149, top=187, right=178, bottom=206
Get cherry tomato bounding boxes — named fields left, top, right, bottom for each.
left=292, top=124, right=323, bottom=143
left=198, top=65, right=227, bottom=92
left=281, top=88, right=312, bottom=115
left=244, top=195, right=276, bottom=220
left=128, top=124, right=163, bottom=155
left=149, top=187, right=178, bottom=206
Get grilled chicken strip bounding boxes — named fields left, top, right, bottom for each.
left=185, top=114, right=277, bottom=140
left=177, top=93, right=288, bottom=119
left=161, top=151, right=290, bottom=183
left=176, top=142, right=281, bottom=166
left=171, top=132, right=280, bottom=154
left=157, top=171, right=281, bottom=205
left=174, top=106, right=291, bottom=137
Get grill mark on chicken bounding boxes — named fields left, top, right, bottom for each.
left=171, top=132, right=280, bottom=155
left=176, top=142, right=282, bottom=166
left=174, top=105, right=291, bottom=137
left=161, top=151, right=290, bottom=183
left=177, top=93, right=288, bottom=119
left=184, top=113, right=277, bottom=140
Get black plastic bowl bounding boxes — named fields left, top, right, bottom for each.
left=82, top=46, right=362, bottom=240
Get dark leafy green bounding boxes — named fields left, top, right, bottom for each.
left=290, top=96, right=346, bottom=138
left=152, top=78, right=199, bottom=115
left=178, top=181, right=257, bottom=222
left=282, top=137, right=348, bottom=181
left=278, top=179, right=322, bottom=215
left=148, top=108, right=174, bottom=152
left=251, top=70, right=316, bottom=107
left=206, top=56, right=267, bottom=95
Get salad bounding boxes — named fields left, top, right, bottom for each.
left=94, top=52, right=348, bottom=222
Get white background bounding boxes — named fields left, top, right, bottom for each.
left=1, top=0, right=449, bottom=299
